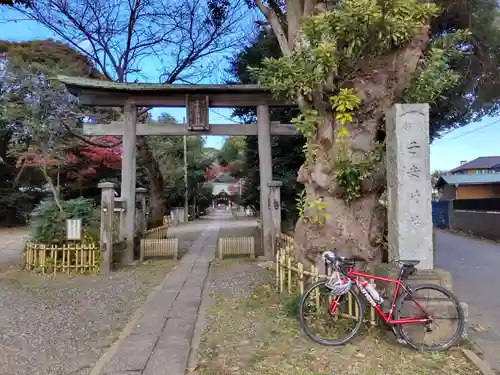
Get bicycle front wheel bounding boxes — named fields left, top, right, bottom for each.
left=299, top=280, right=364, bottom=346
left=393, top=283, right=465, bottom=351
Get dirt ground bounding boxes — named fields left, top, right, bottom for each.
left=0, top=259, right=176, bottom=375
left=197, top=260, right=481, bottom=375
left=0, top=220, right=217, bottom=375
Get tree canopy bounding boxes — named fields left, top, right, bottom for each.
left=0, top=39, right=121, bottom=223
left=4, top=0, right=246, bottom=225
left=0, top=39, right=213, bottom=227
left=0, top=0, right=30, bottom=6
left=245, top=0, right=500, bottom=263
left=217, top=136, right=246, bottom=166
left=227, top=30, right=305, bottom=225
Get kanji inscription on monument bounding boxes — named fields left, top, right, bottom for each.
left=407, top=141, right=421, bottom=156
left=407, top=164, right=422, bottom=179
left=386, top=104, right=433, bottom=269
left=186, top=95, right=209, bottom=131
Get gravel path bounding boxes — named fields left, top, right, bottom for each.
left=0, top=260, right=175, bottom=375
left=207, top=259, right=274, bottom=299
left=0, top=227, right=29, bottom=272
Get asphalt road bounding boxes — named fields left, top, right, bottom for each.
left=435, top=229, right=500, bottom=372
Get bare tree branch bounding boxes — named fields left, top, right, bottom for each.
left=4, top=0, right=249, bottom=223
left=8, top=0, right=247, bottom=84
left=254, top=0, right=291, bottom=55
left=60, top=120, right=123, bottom=148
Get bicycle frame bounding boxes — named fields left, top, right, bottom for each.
left=332, top=268, right=431, bottom=325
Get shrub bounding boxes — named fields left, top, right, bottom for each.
left=29, top=197, right=97, bottom=244
left=282, top=293, right=301, bottom=318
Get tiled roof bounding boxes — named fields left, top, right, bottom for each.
left=212, top=173, right=237, bottom=183
left=435, top=174, right=500, bottom=187
left=449, top=156, right=500, bottom=173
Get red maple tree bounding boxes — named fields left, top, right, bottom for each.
left=63, top=136, right=122, bottom=186
left=204, top=165, right=232, bottom=180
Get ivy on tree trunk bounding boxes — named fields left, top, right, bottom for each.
left=253, top=0, right=469, bottom=266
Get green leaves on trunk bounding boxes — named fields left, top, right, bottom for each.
left=252, top=0, right=439, bottom=102
left=403, top=29, right=472, bottom=104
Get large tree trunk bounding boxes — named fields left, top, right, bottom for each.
left=294, top=26, right=430, bottom=268
left=137, top=137, right=165, bottom=228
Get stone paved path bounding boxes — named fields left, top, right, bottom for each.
left=94, top=221, right=220, bottom=375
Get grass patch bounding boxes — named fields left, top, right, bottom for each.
left=198, top=276, right=481, bottom=375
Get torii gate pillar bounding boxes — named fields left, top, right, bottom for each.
left=257, top=105, right=273, bottom=260
left=121, top=101, right=137, bottom=264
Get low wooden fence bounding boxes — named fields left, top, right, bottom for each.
left=277, top=232, right=293, bottom=252
left=275, top=233, right=376, bottom=325
left=231, top=209, right=252, bottom=220
left=217, top=236, right=255, bottom=260
left=24, top=242, right=99, bottom=274
left=140, top=238, right=179, bottom=261
left=144, top=224, right=169, bottom=239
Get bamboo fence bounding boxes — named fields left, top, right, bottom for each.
left=140, top=238, right=179, bottom=261
left=144, top=224, right=169, bottom=239
left=217, top=237, right=255, bottom=259
left=275, top=233, right=377, bottom=325
left=24, top=242, right=99, bottom=274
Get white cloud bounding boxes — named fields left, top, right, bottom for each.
left=78, top=39, right=92, bottom=52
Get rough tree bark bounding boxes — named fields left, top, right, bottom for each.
left=256, top=0, right=431, bottom=267
left=137, top=137, right=165, bottom=228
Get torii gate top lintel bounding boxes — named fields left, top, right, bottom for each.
left=57, top=75, right=293, bottom=108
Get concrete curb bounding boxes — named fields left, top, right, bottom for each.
left=462, top=348, right=497, bottom=375
left=88, top=263, right=180, bottom=375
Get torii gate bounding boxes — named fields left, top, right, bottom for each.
left=57, top=75, right=296, bottom=262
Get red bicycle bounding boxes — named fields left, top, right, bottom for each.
left=299, top=252, right=465, bottom=351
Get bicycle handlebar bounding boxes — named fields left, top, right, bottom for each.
left=323, top=251, right=367, bottom=265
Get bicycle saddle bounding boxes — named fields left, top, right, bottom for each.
left=396, top=259, right=420, bottom=266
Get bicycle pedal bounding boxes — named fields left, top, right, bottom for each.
left=388, top=326, right=408, bottom=345
left=396, top=338, right=408, bottom=345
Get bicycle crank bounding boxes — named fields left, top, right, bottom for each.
left=388, top=325, right=408, bottom=345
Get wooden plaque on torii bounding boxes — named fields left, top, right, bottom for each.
left=186, top=95, right=209, bottom=131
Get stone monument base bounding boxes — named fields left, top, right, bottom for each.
left=375, top=264, right=452, bottom=290
left=374, top=264, right=468, bottom=342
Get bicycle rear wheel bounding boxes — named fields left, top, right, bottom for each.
left=299, top=280, right=364, bottom=346
left=393, top=283, right=465, bottom=351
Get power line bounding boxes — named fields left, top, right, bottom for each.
left=433, top=118, right=500, bottom=145
left=209, top=109, right=243, bottom=124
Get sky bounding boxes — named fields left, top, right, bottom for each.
left=1, top=7, right=499, bottom=171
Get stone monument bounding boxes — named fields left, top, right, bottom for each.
left=377, top=104, right=467, bottom=340
left=386, top=103, right=433, bottom=269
